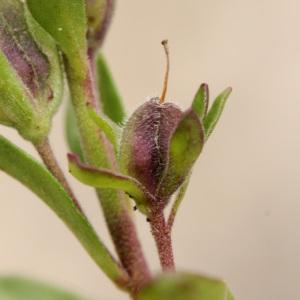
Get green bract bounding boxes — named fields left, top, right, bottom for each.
left=0, top=0, right=63, bottom=143
left=157, top=109, right=205, bottom=199
left=192, top=83, right=209, bottom=119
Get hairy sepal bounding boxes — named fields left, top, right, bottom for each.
left=157, top=109, right=205, bottom=200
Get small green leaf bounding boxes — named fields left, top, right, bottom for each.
left=0, top=277, right=88, bottom=300
left=157, top=110, right=204, bottom=199
left=27, top=0, right=87, bottom=73
left=68, top=153, right=152, bottom=213
left=65, top=102, right=83, bottom=159
left=137, top=273, right=234, bottom=300
left=192, top=83, right=209, bottom=119
left=96, top=54, right=126, bottom=124
left=88, top=107, right=119, bottom=152
left=0, top=136, right=127, bottom=284
left=203, top=87, right=232, bottom=139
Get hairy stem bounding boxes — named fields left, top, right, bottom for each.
left=35, top=138, right=82, bottom=212
left=65, top=62, right=151, bottom=292
left=150, top=209, right=175, bottom=271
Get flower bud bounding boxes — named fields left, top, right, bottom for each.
left=0, top=0, right=62, bottom=143
left=120, top=98, right=204, bottom=205
left=120, top=98, right=182, bottom=198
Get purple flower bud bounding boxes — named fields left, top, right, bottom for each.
left=120, top=98, right=182, bottom=199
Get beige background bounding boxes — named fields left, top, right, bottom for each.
left=1, top=1, right=300, bottom=299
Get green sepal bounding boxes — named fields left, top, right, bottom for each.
left=137, top=273, right=234, bottom=300
left=27, top=0, right=87, bottom=74
left=68, top=153, right=152, bottom=214
left=0, top=135, right=127, bottom=283
left=0, top=277, right=88, bottom=300
left=0, top=0, right=63, bottom=143
left=203, top=87, right=232, bottom=139
left=192, top=83, right=209, bottom=119
left=96, top=54, right=126, bottom=124
left=0, top=51, right=36, bottom=136
left=65, top=102, right=84, bottom=160
left=87, top=107, right=119, bottom=153
left=157, top=109, right=205, bottom=199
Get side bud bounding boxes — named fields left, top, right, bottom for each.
left=0, top=0, right=63, bottom=144
left=86, top=0, right=115, bottom=56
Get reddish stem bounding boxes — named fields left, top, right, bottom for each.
left=150, top=209, right=175, bottom=271
left=35, top=138, right=83, bottom=212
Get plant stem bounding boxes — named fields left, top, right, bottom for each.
left=65, top=62, right=151, bottom=292
left=35, top=138, right=82, bottom=212
left=150, top=209, right=175, bottom=271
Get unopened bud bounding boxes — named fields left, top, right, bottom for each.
left=0, top=0, right=63, bottom=143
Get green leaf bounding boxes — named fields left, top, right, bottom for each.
left=0, top=277, right=88, bottom=300
left=87, top=107, right=119, bottom=152
left=27, top=0, right=87, bottom=73
left=137, top=273, right=234, bottom=300
left=203, top=87, right=232, bottom=139
left=0, top=0, right=63, bottom=143
left=68, top=153, right=151, bottom=214
left=0, top=135, right=127, bottom=284
left=65, top=102, right=83, bottom=159
left=157, top=110, right=205, bottom=199
left=192, top=83, right=209, bottom=119
left=96, top=54, right=126, bottom=124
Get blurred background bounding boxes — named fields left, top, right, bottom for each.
left=1, top=1, right=300, bottom=299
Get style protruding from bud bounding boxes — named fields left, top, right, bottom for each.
left=160, top=39, right=170, bottom=104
